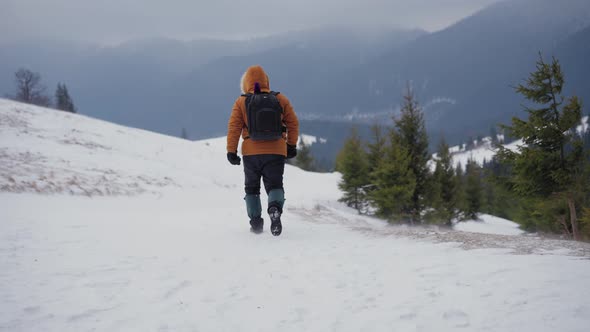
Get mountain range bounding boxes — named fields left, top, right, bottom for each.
left=1, top=0, right=589, bottom=165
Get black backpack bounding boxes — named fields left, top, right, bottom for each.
left=243, top=91, right=284, bottom=141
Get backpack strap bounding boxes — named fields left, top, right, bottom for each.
left=269, top=91, right=283, bottom=114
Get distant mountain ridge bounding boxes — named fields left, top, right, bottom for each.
left=1, top=0, right=589, bottom=151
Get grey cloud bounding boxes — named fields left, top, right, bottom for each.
left=0, top=0, right=505, bottom=44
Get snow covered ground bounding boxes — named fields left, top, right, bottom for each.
left=2, top=99, right=590, bottom=332
left=454, top=215, right=525, bottom=236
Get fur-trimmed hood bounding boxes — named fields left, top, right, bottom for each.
left=240, top=65, right=271, bottom=94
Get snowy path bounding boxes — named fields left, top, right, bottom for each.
left=292, top=203, right=590, bottom=256
left=2, top=192, right=590, bottom=332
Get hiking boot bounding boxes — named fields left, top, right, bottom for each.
left=269, top=206, right=282, bottom=236
left=250, top=217, right=263, bottom=234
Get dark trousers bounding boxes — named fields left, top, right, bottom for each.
left=243, top=154, right=285, bottom=195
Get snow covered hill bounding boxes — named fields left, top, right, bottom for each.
left=448, top=116, right=589, bottom=168
left=2, top=99, right=590, bottom=332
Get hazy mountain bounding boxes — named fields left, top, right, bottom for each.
left=160, top=26, right=426, bottom=138
left=148, top=0, right=590, bottom=144
left=353, top=0, right=590, bottom=143
left=555, top=25, right=590, bottom=100
left=0, top=26, right=423, bottom=137
left=1, top=0, right=588, bottom=160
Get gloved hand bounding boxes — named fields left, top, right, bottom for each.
left=286, top=144, right=297, bottom=159
left=227, top=152, right=241, bottom=165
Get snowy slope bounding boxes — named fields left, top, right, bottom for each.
left=449, top=116, right=589, bottom=168
left=2, top=99, right=590, bottom=332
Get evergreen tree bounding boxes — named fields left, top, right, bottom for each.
left=454, top=163, right=465, bottom=217
left=366, top=124, right=387, bottom=175
left=464, top=159, right=483, bottom=220
left=55, top=83, right=77, bottom=113
left=336, top=128, right=369, bottom=212
left=395, top=85, right=430, bottom=222
left=480, top=156, right=524, bottom=221
left=583, top=130, right=590, bottom=153
left=580, top=206, right=590, bottom=239
left=425, top=149, right=441, bottom=210
left=295, top=139, right=315, bottom=171
left=432, top=140, right=458, bottom=225
left=497, top=54, right=586, bottom=240
left=369, top=131, right=416, bottom=221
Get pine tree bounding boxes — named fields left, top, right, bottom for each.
left=336, top=128, right=369, bottom=212
left=583, top=130, right=590, bottom=152
left=295, top=139, right=315, bottom=171
left=368, top=131, right=416, bottom=221
left=55, top=83, right=77, bottom=113
left=497, top=54, right=586, bottom=240
left=395, top=85, right=430, bottom=222
left=464, top=159, right=483, bottom=220
left=454, top=163, right=465, bottom=217
left=432, top=140, right=458, bottom=225
left=366, top=124, right=387, bottom=175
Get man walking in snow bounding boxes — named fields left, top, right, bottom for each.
left=226, top=65, right=299, bottom=236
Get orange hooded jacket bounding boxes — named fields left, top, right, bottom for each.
left=227, top=65, right=299, bottom=156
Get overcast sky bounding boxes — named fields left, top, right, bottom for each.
left=0, top=0, right=506, bottom=44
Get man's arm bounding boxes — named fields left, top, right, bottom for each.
left=280, top=95, right=299, bottom=146
left=227, top=98, right=244, bottom=153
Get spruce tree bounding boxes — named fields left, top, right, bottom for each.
left=464, top=159, right=483, bottom=220
left=369, top=131, right=416, bottom=221
left=583, top=130, right=590, bottom=152
left=395, top=85, right=429, bottom=222
left=336, top=128, right=369, bottom=212
left=455, top=163, right=466, bottom=216
left=55, top=83, right=77, bottom=113
left=432, top=140, right=458, bottom=225
left=497, top=54, right=586, bottom=240
left=366, top=124, right=387, bottom=175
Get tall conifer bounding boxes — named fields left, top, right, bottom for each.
left=55, top=83, right=77, bottom=113
left=433, top=140, right=458, bottom=225
left=336, top=128, right=369, bottom=212
left=395, top=85, right=429, bottom=222
left=498, top=54, right=585, bottom=240
left=464, top=159, right=483, bottom=220
left=369, top=131, right=416, bottom=221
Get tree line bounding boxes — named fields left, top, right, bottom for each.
left=336, top=54, right=590, bottom=241
left=7, top=68, right=77, bottom=113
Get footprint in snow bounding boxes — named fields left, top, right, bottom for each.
left=22, top=306, right=41, bottom=314
left=443, top=309, right=470, bottom=328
